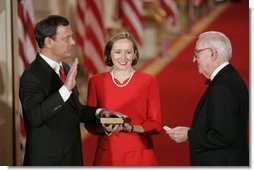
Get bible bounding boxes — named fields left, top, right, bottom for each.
left=100, top=117, right=131, bottom=124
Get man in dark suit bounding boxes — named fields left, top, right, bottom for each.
left=164, top=31, right=249, bottom=166
left=19, top=15, right=123, bottom=166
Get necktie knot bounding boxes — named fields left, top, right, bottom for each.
left=59, top=66, right=66, bottom=83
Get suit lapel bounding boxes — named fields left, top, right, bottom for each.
left=192, top=87, right=210, bottom=123
left=34, top=55, right=63, bottom=90
left=35, top=55, right=79, bottom=112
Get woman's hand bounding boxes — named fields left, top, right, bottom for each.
left=123, top=123, right=133, bottom=132
left=102, top=123, right=124, bottom=133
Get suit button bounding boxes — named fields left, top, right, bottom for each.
left=54, top=105, right=61, bottom=111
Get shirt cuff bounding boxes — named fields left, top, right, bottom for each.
left=59, top=85, right=72, bottom=102
left=95, top=108, right=103, bottom=118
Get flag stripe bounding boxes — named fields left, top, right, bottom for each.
left=84, top=40, right=105, bottom=73
left=18, top=39, right=29, bottom=68
left=18, top=0, right=37, bottom=162
left=76, top=0, right=106, bottom=75
left=123, top=1, right=143, bottom=44
left=115, top=0, right=144, bottom=45
left=160, top=0, right=178, bottom=25
left=76, top=0, right=85, bottom=46
left=87, top=0, right=104, bottom=31
left=18, top=0, right=36, bottom=64
left=86, top=9, right=105, bottom=50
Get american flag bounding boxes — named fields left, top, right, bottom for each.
left=76, top=0, right=107, bottom=76
left=17, top=0, right=36, bottom=162
left=114, top=0, right=144, bottom=45
left=159, top=0, right=178, bottom=26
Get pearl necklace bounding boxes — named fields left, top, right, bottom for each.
left=111, top=68, right=135, bottom=87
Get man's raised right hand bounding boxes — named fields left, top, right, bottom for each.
left=65, top=58, right=78, bottom=91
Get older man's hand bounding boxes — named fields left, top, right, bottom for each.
left=165, top=126, right=190, bottom=143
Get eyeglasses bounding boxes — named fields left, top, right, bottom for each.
left=194, top=47, right=212, bottom=59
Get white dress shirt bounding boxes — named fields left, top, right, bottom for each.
left=40, top=53, right=71, bottom=102
left=40, top=53, right=102, bottom=116
left=210, top=61, right=229, bottom=81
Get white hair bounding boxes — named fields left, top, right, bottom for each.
left=199, top=31, right=232, bottom=60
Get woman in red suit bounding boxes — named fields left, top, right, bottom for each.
left=86, top=32, right=162, bottom=166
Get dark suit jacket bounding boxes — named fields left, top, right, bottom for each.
left=188, top=64, right=249, bottom=166
left=19, top=54, right=99, bottom=166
